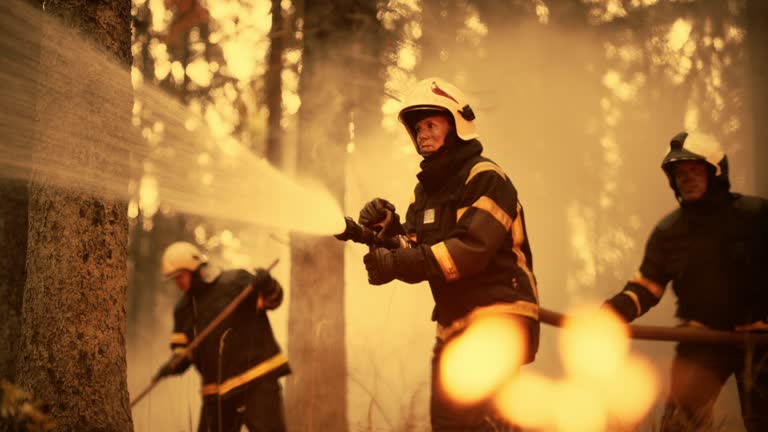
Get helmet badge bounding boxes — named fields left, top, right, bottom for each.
left=430, top=81, right=459, bottom=104
left=430, top=81, right=476, bottom=121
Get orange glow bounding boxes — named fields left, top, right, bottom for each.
left=494, top=371, right=555, bottom=429
left=561, top=307, right=630, bottom=381
left=553, top=381, right=607, bottom=432
left=599, top=356, right=660, bottom=423
left=439, top=315, right=525, bottom=405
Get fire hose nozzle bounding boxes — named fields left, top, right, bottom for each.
left=334, top=217, right=372, bottom=244
left=334, top=216, right=401, bottom=249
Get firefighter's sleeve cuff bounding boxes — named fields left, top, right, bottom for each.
left=603, top=294, right=638, bottom=323
left=393, top=245, right=442, bottom=284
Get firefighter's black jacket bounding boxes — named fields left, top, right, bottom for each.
left=168, top=268, right=290, bottom=398
left=607, top=192, right=768, bottom=329
left=401, top=139, right=540, bottom=356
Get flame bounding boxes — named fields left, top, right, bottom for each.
left=598, top=355, right=660, bottom=423
left=558, top=307, right=660, bottom=429
left=553, top=380, right=607, bottom=432
left=561, top=307, right=630, bottom=380
left=438, top=315, right=526, bottom=405
left=494, top=370, right=555, bottom=429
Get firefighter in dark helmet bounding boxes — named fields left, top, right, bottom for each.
left=603, top=131, right=768, bottom=432
left=357, top=77, right=539, bottom=431
left=153, top=241, right=290, bottom=432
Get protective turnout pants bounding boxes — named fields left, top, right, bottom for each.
left=198, top=379, right=286, bottom=432
left=660, top=342, right=768, bottom=432
left=430, top=336, right=520, bottom=432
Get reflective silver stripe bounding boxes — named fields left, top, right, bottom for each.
left=431, top=242, right=460, bottom=281
left=171, top=333, right=188, bottom=345
left=201, top=352, right=288, bottom=396
left=466, top=161, right=507, bottom=184
left=621, top=291, right=642, bottom=317
left=472, top=196, right=513, bottom=231
left=630, top=273, right=665, bottom=299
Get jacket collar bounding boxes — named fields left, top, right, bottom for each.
left=417, top=139, right=483, bottom=192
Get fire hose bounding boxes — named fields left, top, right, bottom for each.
left=539, top=307, right=768, bottom=345
left=335, top=215, right=768, bottom=347
left=130, top=258, right=280, bottom=408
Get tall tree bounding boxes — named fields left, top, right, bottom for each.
left=0, top=179, right=27, bottom=382
left=747, top=0, right=768, bottom=196
left=287, top=1, right=382, bottom=430
left=0, top=0, right=37, bottom=382
left=265, top=0, right=287, bottom=167
left=14, top=0, right=134, bottom=430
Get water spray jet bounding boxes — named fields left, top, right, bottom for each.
left=0, top=0, right=344, bottom=237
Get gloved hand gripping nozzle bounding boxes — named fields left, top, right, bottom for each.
left=334, top=215, right=402, bottom=250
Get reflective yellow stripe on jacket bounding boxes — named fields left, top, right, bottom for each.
left=436, top=301, right=539, bottom=341
left=200, top=352, right=288, bottom=397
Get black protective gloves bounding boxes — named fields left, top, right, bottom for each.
left=358, top=198, right=405, bottom=237
left=364, top=248, right=396, bottom=285
left=252, top=267, right=283, bottom=310
left=252, top=268, right=273, bottom=292
left=363, top=246, right=435, bottom=285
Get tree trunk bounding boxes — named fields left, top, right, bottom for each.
left=265, top=0, right=286, bottom=168
left=15, top=1, right=134, bottom=430
left=287, top=1, right=382, bottom=430
left=747, top=0, right=768, bottom=196
left=0, top=180, right=27, bottom=382
left=0, top=0, right=37, bottom=383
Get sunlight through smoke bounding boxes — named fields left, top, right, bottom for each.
left=439, top=315, right=525, bottom=405
left=668, top=18, right=693, bottom=51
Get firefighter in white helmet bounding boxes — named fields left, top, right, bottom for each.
left=154, top=241, right=290, bottom=432
left=603, top=131, right=768, bottom=431
left=357, top=78, right=539, bottom=430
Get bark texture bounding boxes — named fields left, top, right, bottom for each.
left=15, top=1, right=134, bottom=430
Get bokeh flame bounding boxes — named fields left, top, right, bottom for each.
left=438, top=315, right=526, bottom=405
left=598, top=355, right=659, bottom=423
left=561, top=307, right=630, bottom=380
left=494, top=307, right=660, bottom=431
left=494, top=370, right=556, bottom=430
left=552, top=380, right=607, bottom=432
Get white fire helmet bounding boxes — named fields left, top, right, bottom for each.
left=161, top=241, right=208, bottom=279
left=661, top=131, right=730, bottom=191
left=398, top=77, right=478, bottom=152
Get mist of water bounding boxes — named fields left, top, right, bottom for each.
left=0, top=0, right=345, bottom=236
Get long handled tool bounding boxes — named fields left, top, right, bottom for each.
left=130, top=258, right=280, bottom=408
left=539, top=307, right=768, bottom=346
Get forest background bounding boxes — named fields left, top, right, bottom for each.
left=1, top=0, right=766, bottom=431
